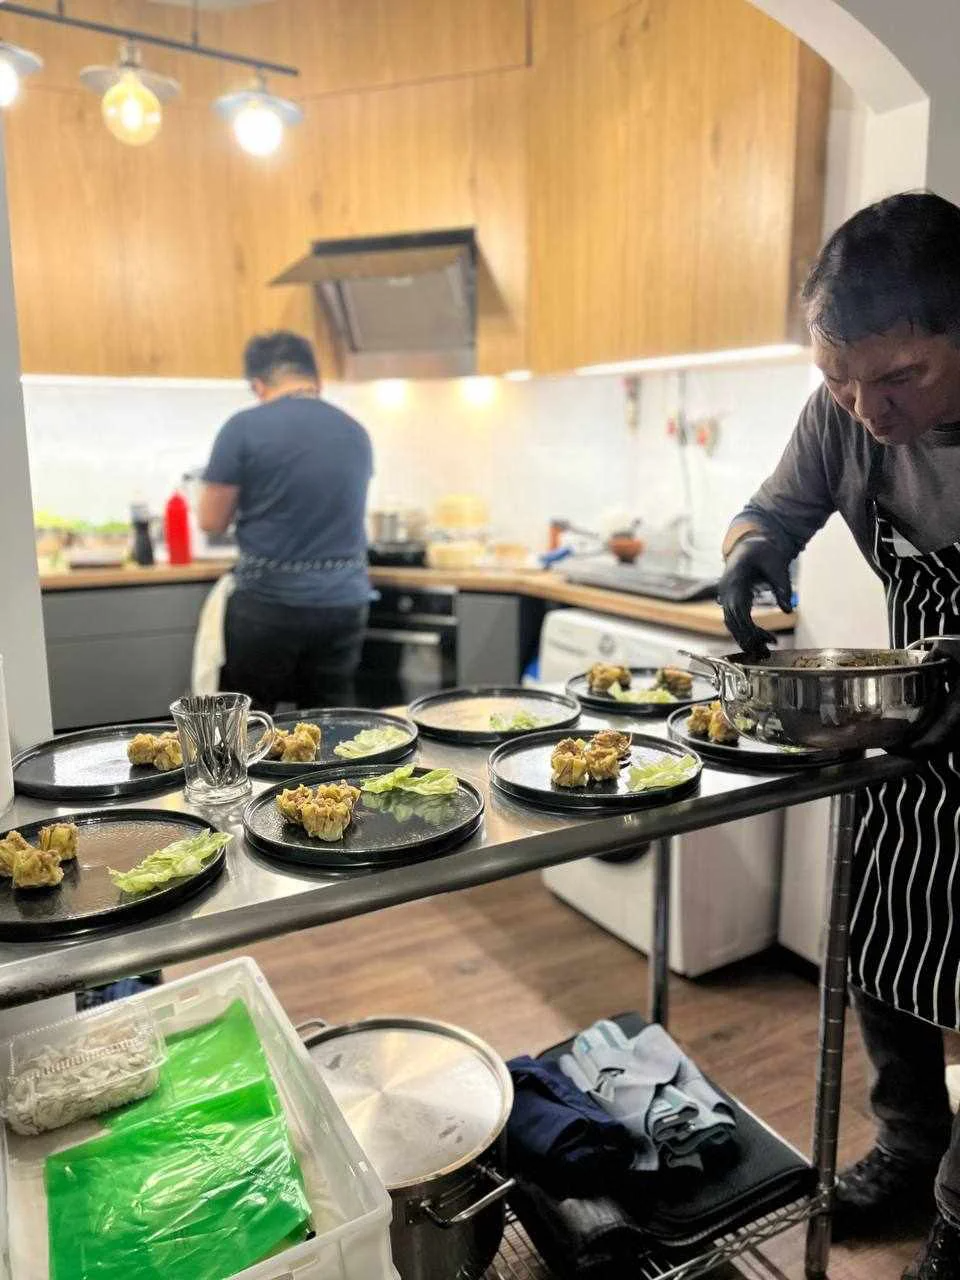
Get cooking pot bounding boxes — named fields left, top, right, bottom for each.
left=370, top=509, right=428, bottom=545
left=680, top=640, right=955, bottom=751
left=299, top=1016, right=514, bottom=1280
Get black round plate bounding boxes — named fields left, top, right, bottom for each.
left=12, top=722, right=184, bottom=802
left=566, top=667, right=715, bottom=716
left=408, top=686, right=580, bottom=745
left=488, top=728, right=702, bottom=813
left=0, top=809, right=226, bottom=940
left=248, top=707, right=418, bottom=779
left=665, top=707, right=861, bottom=771
left=243, top=763, right=484, bottom=870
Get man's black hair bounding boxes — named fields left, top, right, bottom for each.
left=243, top=331, right=318, bottom=383
left=802, top=191, right=960, bottom=347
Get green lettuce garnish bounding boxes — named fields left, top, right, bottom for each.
left=363, top=791, right=456, bottom=827
left=609, top=682, right=677, bottom=705
left=361, top=765, right=459, bottom=797
left=334, top=726, right=409, bottom=758
left=627, top=754, right=698, bottom=792
left=489, top=710, right=547, bottom=732
left=109, top=831, right=231, bottom=895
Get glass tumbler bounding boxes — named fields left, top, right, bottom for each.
left=170, top=693, right=274, bottom=805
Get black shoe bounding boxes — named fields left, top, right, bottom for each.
left=833, top=1146, right=938, bottom=1243
left=904, top=1215, right=960, bottom=1279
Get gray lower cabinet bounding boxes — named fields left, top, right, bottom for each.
left=42, top=584, right=212, bottom=730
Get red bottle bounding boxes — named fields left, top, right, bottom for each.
left=164, top=489, right=192, bottom=565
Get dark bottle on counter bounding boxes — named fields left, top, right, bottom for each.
left=131, top=502, right=155, bottom=566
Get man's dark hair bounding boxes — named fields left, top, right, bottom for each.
left=243, top=331, right=318, bottom=384
left=802, top=191, right=960, bottom=347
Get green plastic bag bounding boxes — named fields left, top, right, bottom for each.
left=107, top=999, right=271, bottom=1131
left=45, top=1001, right=312, bottom=1280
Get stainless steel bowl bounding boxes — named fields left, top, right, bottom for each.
left=682, top=645, right=953, bottom=751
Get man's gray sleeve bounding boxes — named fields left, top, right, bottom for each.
left=730, top=392, right=838, bottom=561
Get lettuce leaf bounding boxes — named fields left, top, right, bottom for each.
left=334, top=726, right=409, bottom=758
left=109, top=831, right=231, bottom=895
left=489, top=710, right=547, bottom=731
left=361, top=766, right=458, bottom=797
left=609, top=682, right=676, bottom=705
left=627, top=754, right=698, bottom=792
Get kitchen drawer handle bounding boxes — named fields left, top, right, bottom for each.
left=420, top=1164, right=516, bottom=1227
left=365, top=628, right=442, bottom=647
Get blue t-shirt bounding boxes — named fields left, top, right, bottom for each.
left=204, top=395, right=373, bottom=606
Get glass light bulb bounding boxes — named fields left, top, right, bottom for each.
left=102, top=71, right=162, bottom=147
left=232, top=100, right=284, bottom=157
left=0, top=59, right=20, bottom=109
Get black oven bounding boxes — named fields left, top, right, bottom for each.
left=355, top=585, right=458, bottom=708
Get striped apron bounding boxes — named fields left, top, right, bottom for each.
left=848, top=453, right=960, bottom=1029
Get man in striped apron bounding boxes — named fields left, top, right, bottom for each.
left=720, top=192, right=960, bottom=1280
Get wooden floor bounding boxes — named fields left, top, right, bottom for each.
left=175, top=871, right=955, bottom=1280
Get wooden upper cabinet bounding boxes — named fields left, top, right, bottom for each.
left=528, top=0, right=829, bottom=372
left=4, top=0, right=826, bottom=378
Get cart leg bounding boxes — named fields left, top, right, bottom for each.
left=805, top=789, right=859, bottom=1280
left=649, top=836, right=673, bottom=1028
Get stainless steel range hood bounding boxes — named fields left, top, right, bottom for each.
left=272, top=228, right=477, bottom=380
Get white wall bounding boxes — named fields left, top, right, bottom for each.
left=23, top=361, right=814, bottom=573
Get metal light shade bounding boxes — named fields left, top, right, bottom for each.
left=0, top=41, right=43, bottom=108
left=215, top=86, right=303, bottom=156
left=79, top=61, right=180, bottom=102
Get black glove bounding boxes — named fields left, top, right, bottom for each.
left=717, top=534, right=793, bottom=657
left=908, top=639, right=960, bottom=753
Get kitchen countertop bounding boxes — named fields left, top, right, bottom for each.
left=0, top=714, right=906, bottom=1008
left=39, top=562, right=794, bottom=638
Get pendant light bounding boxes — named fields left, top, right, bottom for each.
left=80, top=43, right=180, bottom=147
left=0, top=41, right=43, bottom=109
left=214, top=73, right=303, bottom=157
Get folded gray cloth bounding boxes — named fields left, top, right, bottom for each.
left=559, top=1021, right=736, bottom=1172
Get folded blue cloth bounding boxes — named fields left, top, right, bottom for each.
left=559, top=1022, right=737, bottom=1172
left=507, top=1055, right=636, bottom=1196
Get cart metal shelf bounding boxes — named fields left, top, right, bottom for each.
left=493, top=1196, right=826, bottom=1280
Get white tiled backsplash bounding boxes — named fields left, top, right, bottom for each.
left=22, top=362, right=815, bottom=570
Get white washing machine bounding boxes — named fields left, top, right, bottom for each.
left=538, top=609, right=784, bottom=977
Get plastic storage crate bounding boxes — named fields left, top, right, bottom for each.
left=0, top=957, right=398, bottom=1280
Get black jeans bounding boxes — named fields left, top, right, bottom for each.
left=222, top=590, right=369, bottom=712
left=854, top=986, right=960, bottom=1225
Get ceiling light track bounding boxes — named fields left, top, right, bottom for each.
left=1, top=1, right=300, bottom=78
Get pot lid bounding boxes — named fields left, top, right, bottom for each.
left=306, top=1017, right=512, bottom=1189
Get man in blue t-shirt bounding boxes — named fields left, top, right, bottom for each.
left=200, top=331, right=373, bottom=710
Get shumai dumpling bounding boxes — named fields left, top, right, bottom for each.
left=301, top=798, right=353, bottom=841
left=315, top=781, right=361, bottom=809
left=585, top=744, right=621, bottom=782
left=587, top=663, right=632, bottom=694
left=294, top=722, right=322, bottom=749
left=656, top=666, right=694, bottom=698
left=591, top=729, right=632, bottom=760
left=0, top=830, right=31, bottom=877
left=267, top=729, right=291, bottom=760
left=153, top=733, right=183, bottom=772
left=38, top=823, right=78, bottom=861
left=280, top=730, right=318, bottom=763
left=127, top=733, right=161, bottom=766
left=276, top=785, right=314, bottom=823
left=551, top=747, right=589, bottom=788
left=686, top=704, right=713, bottom=738
left=708, top=703, right=739, bottom=745
left=12, top=849, right=64, bottom=890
